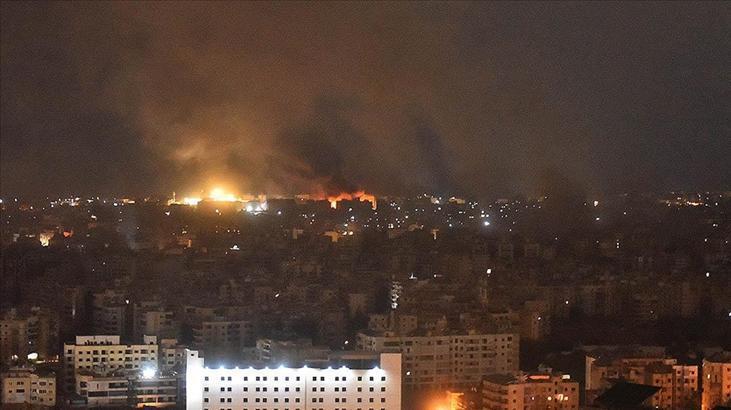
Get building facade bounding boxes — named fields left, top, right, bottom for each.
left=357, top=332, right=518, bottom=389
left=186, top=350, right=402, bottom=410
left=585, top=353, right=698, bottom=409
left=63, top=335, right=159, bottom=392
left=702, top=352, right=731, bottom=410
left=1, top=367, right=56, bottom=407
left=76, top=370, right=177, bottom=408
left=482, top=372, right=579, bottom=410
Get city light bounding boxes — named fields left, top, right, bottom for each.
left=142, top=367, right=156, bottom=379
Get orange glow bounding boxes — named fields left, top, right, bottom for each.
left=209, top=187, right=238, bottom=202
left=327, top=191, right=377, bottom=210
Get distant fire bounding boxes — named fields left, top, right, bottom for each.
left=328, top=191, right=377, bottom=210
left=168, top=187, right=375, bottom=210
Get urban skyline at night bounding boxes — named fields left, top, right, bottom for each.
left=1, top=2, right=729, bottom=410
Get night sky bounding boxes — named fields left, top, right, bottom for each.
left=1, top=2, right=729, bottom=199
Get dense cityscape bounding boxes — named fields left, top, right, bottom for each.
left=1, top=190, right=729, bottom=409
left=2, top=2, right=730, bottom=410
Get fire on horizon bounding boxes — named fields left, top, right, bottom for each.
left=168, top=187, right=377, bottom=211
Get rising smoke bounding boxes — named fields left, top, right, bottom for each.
left=2, top=2, right=729, bottom=198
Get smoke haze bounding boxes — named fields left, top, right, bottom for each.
left=2, top=2, right=729, bottom=198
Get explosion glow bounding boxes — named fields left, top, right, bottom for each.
left=209, top=187, right=238, bottom=202
left=170, top=187, right=374, bottom=212
left=181, top=197, right=202, bottom=206
left=328, top=191, right=377, bottom=210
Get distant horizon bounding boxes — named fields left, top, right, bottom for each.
left=1, top=188, right=728, bottom=203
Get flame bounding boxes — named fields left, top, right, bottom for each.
left=181, top=197, right=202, bottom=206
left=209, top=187, right=238, bottom=202
left=327, top=191, right=377, bottom=210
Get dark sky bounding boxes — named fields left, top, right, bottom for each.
left=1, top=2, right=729, bottom=199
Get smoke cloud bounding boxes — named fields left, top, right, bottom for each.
left=2, top=2, right=729, bottom=198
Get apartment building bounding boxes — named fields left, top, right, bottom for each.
left=357, top=331, right=518, bottom=389
left=702, top=351, right=731, bottom=410
left=585, top=352, right=698, bottom=409
left=63, top=335, right=159, bottom=392
left=186, top=350, right=402, bottom=410
left=76, top=369, right=177, bottom=408
left=482, top=372, right=578, bottom=410
left=0, top=307, right=59, bottom=362
left=1, top=367, right=56, bottom=407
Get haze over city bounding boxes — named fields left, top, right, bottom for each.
left=2, top=2, right=729, bottom=199
left=0, top=2, right=729, bottom=410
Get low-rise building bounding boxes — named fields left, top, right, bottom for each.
left=585, top=349, right=698, bottom=409
left=76, top=368, right=177, bottom=408
left=482, top=371, right=578, bottom=410
left=1, top=367, right=56, bottom=407
left=63, top=335, right=159, bottom=393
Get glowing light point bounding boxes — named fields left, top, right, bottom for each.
left=142, top=367, right=156, bottom=379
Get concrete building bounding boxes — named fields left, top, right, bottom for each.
left=133, top=301, right=179, bottom=340
left=76, top=369, right=177, bottom=408
left=482, top=372, right=578, bottom=410
left=702, top=351, right=731, bottom=410
left=256, top=339, right=330, bottom=365
left=186, top=350, right=402, bottom=410
left=160, top=338, right=191, bottom=373
left=0, top=307, right=59, bottom=363
left=1, top=367, right=56, bottom=407
left=357, top=332, right=518, bottom=389
left=63, top=335, right=159, bottom=393
left=193, top=319, right=254, bottom=359
left=0, top=313, right=29, bottom=364
left=585, top=351, right=698, bottom=409
left=367, top=314, right=417, bottom=335
left=92, top=290, right=128, bottom=336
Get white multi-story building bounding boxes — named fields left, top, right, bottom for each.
left=186, top=350, right=402, bottom=410
left=63, top=335, right=159, bottom=392
left=1, top=367, right=56, bottom=407
left=357, top=332, right=518, bottom=389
